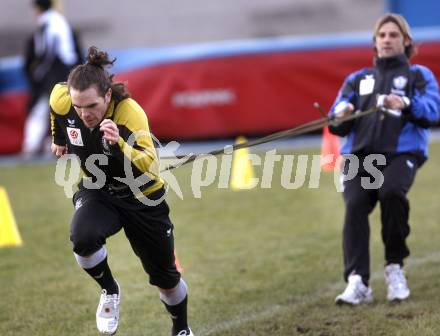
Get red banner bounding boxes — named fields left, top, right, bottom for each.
left=1, top=41, right=440, bottom=154
left=0, top=93, right=26, bottom=154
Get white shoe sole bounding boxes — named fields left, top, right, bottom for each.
left=387, top=294, right=410, bottom=302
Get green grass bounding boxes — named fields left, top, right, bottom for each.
left=1, top=143, right=440, bottom=336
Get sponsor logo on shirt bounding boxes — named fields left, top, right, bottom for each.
left=359, top=75, right=375, bottom=95
left=67, top=127, right=84, bottom=146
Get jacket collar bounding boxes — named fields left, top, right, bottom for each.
left=374, top=54, right=409, bottom=71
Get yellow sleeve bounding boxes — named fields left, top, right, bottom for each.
left=49, top=83, right=71, bottom=116
left=113, top=98, right=161, bottom=180
left=49, top=83, right=71, bottom=145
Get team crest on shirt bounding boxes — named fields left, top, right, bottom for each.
left=67, top=127, right=84, bottom=146
left=102, top=138, right=112, bottom=155
left=393, top=76, right=408, bottom=90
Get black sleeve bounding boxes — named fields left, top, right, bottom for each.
left=50, top=110, right=67, bottom=146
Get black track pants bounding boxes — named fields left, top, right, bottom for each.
left=341, top=154, right=418, bottom=283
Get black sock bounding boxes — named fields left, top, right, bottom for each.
left=162, top=295, right=188, bottom=334
left=83, top=257, right=118, bottom=294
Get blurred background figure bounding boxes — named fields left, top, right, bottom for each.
left=22, top=0, right=82, bottom=157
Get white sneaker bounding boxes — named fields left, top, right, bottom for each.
left=175, top=328, right=194, bottom=336
left=335, top=274, right=373, bottom=305
left=385, top=264, right=410, bottom=302
left=96, top=281, right=121, bottom=335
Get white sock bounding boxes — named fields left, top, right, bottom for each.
left=74, top=247, right=107, bottom=269
left=160, top=278, right=188, bottom=306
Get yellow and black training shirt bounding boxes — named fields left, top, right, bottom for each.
left=50, top=83, right=164, bottom=197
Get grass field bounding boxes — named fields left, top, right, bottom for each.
left=1, top=142, right=440, bottom=336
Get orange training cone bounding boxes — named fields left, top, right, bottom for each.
left=320, top=126, right=340, bottom=171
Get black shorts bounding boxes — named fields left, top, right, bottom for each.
left=70, top=187, right=180, bottom=289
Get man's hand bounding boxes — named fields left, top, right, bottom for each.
left=100, top=119, right=119, bottom=145
left=51, top=144, right=67, bottom=157
left=383, top=94, right=406, bottom=110
left=333, top=101, right=355, bottom=119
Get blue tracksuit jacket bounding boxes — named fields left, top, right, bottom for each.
left=329, top=54, right=440, bottom=163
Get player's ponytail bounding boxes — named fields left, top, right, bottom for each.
left=86, top=46, right=115, bottom=69
left=67, top=46, right=130, bottom=102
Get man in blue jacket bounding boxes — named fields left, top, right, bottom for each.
left=329, top=13, right=440, bottom=305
